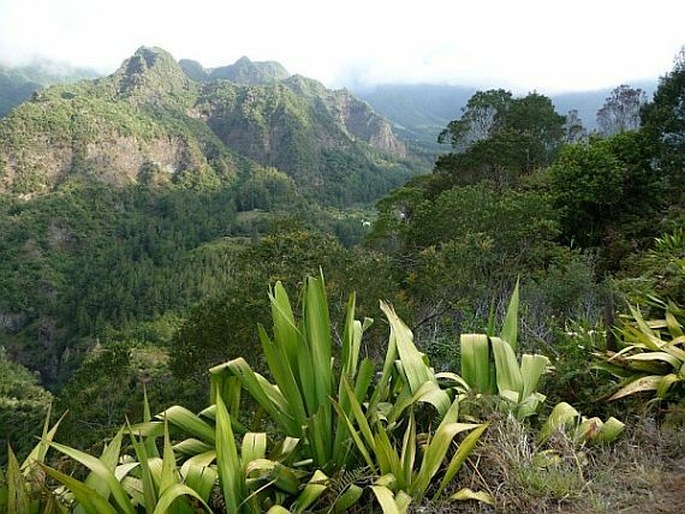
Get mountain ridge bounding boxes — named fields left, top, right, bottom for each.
left=0, top=46, right=411, bottom=204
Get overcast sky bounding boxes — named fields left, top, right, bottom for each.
left=0, top=0, right=683, bottom=93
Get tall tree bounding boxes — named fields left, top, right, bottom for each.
left=596, top=84, right=647, bottom=136
left=438, top=89, right=513, bottom=151
left=435, top=90, right=565, bottom=188
left=564, top=109, right=587, bottom=144
left=641, top=45, right=685, bottom=199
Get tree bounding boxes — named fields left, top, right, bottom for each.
left=596, top=84, right=647, bottom=137
left=435, top=90, right=565, bottom=188
left=549, top=142, right=625, bottom=247
left=641, top=45, right=685, bottom=199
left=564, top=109, right=587, bottom=144
left=438, top=89, right=513, bottom=151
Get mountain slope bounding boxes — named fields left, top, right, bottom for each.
left=0, top=47, right=412, bottom=204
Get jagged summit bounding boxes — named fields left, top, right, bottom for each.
left=208, top=56, right=290, bottom=85
left=0, top=46, right=409, bottom=199
left=112, top=46, right=193, bottom=100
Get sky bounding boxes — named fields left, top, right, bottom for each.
left=0, top=0, right=683, bottom=93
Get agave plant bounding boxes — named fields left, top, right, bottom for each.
left=538, top=401, right=625, bottom=445
left=594, top=300, right=685, bottom=401
left=0, top=405, right=67, bottom=514
left=208, top=274, right=487, bottom=511
left=460, top=281, right=552, bottom=418
left=208, top=274, right=377, bottom=472
left=11, top=274, right=492, bottom=513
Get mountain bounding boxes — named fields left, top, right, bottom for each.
left=356, top=83, right=476, bottom=147
left=208, top=56, right=290, bottom=84
left=0, top=60, right=99, bottom=118
left=0, top=47, right=412, bottom=203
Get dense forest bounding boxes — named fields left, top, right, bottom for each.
left=0, top=46, right=684, bottom=513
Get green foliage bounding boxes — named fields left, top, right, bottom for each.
left=169, top=229, right=404, bottom=382
left=549, top=132, right=663, bottom=253
left=460, top=283, right=552, bottom=419
left=640, top=47, right=685, bottom=202
left=549, top=142, right=625, bottom=246
left=594, top=300, right=685, bottom=403
left=436, top=90, right=565, bottom=187
left=0, top=348, right=52, bottom=465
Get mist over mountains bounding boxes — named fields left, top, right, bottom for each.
left=1, top=51, right=659, bottom=156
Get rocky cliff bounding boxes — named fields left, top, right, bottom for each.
left=0, top=47, right=409, bottom=199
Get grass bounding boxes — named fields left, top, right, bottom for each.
left=408, top=414, right=684, bottom=513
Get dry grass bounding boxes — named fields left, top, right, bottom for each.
left=409, top=414, right=685, bottom=513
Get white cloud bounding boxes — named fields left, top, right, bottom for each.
left=0, top=0, right=682, bottom=92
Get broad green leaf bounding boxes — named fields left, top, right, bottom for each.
left=181, top=452, right=218, bottom=501
left=656, top=373, right=682, bottom=398
left=46, top=441, right=135, bottom=514
left=625, top=352, right=680, bottom=368
left=292, top=469, right=328, bottom=513
left=436, top=371, right=471, bottom=394
left=450, top=488, right=495, bottom=505
left=6, top=446, right=30, bottom=514
left=214, top=391, right=242, bottom=513
left=154, top=406, right=215, bottom=444
left=501, top=279, right=520, bottom=351
left=538, top=402, right=579, bottom=443
left=242, top=432, right=267, bottom=465
left=341, top=376, right=376, bottom=451
left=126, top=429, right=158, bottom=512
left=331, top=484, right=364, bottom=512
left=520, top=354, right=550, bottom=400
left=257, top=324, right=307, bottom=426
left=153, top=483, right=212, bottom=514
left=370, top=485, right=404, bottom=514
left=142, top=386, right=160, bottom=459
left=269, top=281, right=301, bottom=375
left=331, top=398, right=377, bottom=472
left=374, top=425, right=402, bottom=480
left=224, top=357, right=299, bottom=435
left=173, top=438, right=213, bottom=456
left=22, top=406, right=66, bottom=472
left=413, top=422, right=481, bottom=499
left=244, top=458, right=300, bottom=495
left=304, top=274, right=332, bottom=409
left=341, top=292, right=361, bottom=378
left=400, top=412, right=417, bottom=487
left=159, top=420, right=180, bottom=499
left=435, top=422, right=489, bottom=500
left=74, top=427, right=125, bottom=514
left=609, top=375, right=663, bottom=400
left=596, top=417, right=625, bottom=443
left=411, top=380, right=453, bottom=414
left=267, top=507, right=291, bottom=514
left=490, top=337, right=523, bottom=399
left=460, top=334, right=493, bottom=393
left=41, top=464, right=118, bottom=514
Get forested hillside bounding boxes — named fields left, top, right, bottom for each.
left=1, top=45, right=684, bottom=513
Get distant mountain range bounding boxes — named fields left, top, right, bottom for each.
left=0, top=51, right=660, bottom=187
left=0, top=47, right=413, bottom=204
left=355, top=80, right=659, bottom=149
left=0, top=60, right=99, bottom=117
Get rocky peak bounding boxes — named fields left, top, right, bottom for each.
left=112, top=46, right=193, bottom=101
left=209, top=56, right=290, bottom=85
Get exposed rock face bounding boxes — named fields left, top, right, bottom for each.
left=0, top=47, right=407, bottom=195
left=327, top=89, right=407, bottom=157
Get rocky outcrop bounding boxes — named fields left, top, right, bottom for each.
left=208, top=56, right=290, bottom=85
